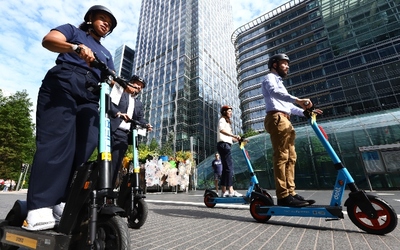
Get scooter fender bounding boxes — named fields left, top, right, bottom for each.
left=251, top=191, right=273, bottom=205
left=134, top=193, right=146, bottom=200
left=3, top=200, right=27, bottom=227
left=344, top=191, right=378, bottom=218
left=204, top=189, right=218, bottom=197
left=99, top=205, right=125, bottom=216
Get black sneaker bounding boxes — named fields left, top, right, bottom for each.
left=293, top=194, right=315, bottom=205
left=277, top=195, right=309, bottom=207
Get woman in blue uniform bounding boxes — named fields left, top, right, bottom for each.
left=24, top=5, right=119, bottom=231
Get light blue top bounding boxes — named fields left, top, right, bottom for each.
left=261, top=72, right=304, bottom=117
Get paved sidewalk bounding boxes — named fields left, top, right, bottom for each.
left=1, top=189, right=400, bottom=249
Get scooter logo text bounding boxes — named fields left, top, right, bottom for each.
left=333, top=186, right=341, bottom=200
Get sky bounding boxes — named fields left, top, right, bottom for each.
left=0, top=0, right=282, bottom=122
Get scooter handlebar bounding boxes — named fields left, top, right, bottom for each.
left=90, top=54, right=130, bottom=89
left=303, top=101, right=316, bottom=119
left=126, top=119, right=149, bottom=129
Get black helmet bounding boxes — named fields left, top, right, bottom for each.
left=268, top=53, right=290, bottom=69
left=84, top=5, right=117, bottom=34
left=220, top=105, right=232, bottom=115
left=130, top=75, right=146, bottom=88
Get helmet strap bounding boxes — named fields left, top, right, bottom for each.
left=88, top=26, right=106, bottom=39
left=86, top=17, right=109, bottom=38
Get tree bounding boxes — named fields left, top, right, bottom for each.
left=149, top=138, right=159, bottom=152
left=241, top=128, right=260, bottom=138
left=0, top=90, right=35, bottom=180
left=159, top=131, right=174, bottom=157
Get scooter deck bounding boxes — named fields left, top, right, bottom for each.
left=0, top=224, right=71, bottom=250
left=208, top=196, right=250, bottom=204
left=256, top=205, right=344, bottom=218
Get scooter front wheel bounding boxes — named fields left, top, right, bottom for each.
left=0, top=241, right=18, bottom=250
left=126, top=198, right=148, bottom=229
left=250, top=197, right=273, bottom=223
left=71, top=215, right=130, bottom=250
left=346, top=196, right=398, bottom=235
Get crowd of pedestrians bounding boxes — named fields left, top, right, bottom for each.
left=1, top=179, right=16, bottom=192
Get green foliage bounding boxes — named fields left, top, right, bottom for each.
left=149, top=138, right=159, bottom=152
left=88, top=148, right=98, bottom=161
left=241, top=128, right=260, bottom=139
left=0, top=90, right=35, bottom=180
left=175, top=150, right=193, bottom=163
left=137, top=141, right=157, bottom=163
left=159, top=131, right=174, bottom=157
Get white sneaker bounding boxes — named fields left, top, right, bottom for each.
left=230, top=191, right=243, bottom=197
left=53, top=202, right=65, bottom=223
left=22, top=207, right=56, bottom=231
left=222, top=191, right=229, bottom=197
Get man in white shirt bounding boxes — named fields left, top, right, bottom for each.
left=262, top=53, right=322, bottom=207
left=109, top=75, right=152, bottom=187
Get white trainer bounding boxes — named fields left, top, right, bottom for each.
left=222, top=191, right=230, bottom=197
left=230, top=191, right=243, bottom=197
left=22, top=207, right=56, bottom=231
left=53, top=202, right=66, bottom=223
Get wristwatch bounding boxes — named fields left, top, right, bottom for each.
left=71, top=44, right=82, bottom=54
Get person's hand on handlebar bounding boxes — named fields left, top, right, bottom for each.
left=146, top=124, right=153, bottom=132
left=116, top=112, right=130, bottom=122
left=232, top=134, right=241, bottom=142
left=75, top=44, right=96, bottom=67
left=295, top=98, right=313, bottom=109
left=296, top=99, right=323, bottom=115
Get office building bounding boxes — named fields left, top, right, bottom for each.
left=232, top=0, right=400, bottom=132
left=196, top=0, right=400, bottom=189
left=113, top=44, right=135, bottom=79
left=132, top=0, right=241, bottom=162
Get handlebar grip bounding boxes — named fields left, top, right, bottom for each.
left=127, top=119, right=148, bottom=128
left=89, top=53, right=129, bottom=89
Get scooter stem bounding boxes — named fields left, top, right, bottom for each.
left=98, top=80, right=113, bottom=189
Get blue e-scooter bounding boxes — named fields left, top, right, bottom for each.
left=250, top=107, right=398, bottom=235
left=203, top=139, right=272, bottom=208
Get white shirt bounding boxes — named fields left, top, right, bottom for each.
left=118, top=95, right=136, bottom=131
left=217, top=117, right=233, bottom=144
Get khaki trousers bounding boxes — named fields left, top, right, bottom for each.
left=264, top=113, right=297, bottom=199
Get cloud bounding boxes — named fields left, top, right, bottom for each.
left=0, top=0, right=142, bottom=121
left=0, top=0, right=280, bottom=122
left=231, top=0, right=282, bottom=29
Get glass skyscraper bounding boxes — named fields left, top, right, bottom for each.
left=232, top=0, right=400, bottom=132
left=113, top=44, right=135, bottom=79
left=132, top=0, right=241, bottom=162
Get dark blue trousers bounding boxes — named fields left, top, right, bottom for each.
left=27, top=63, right=100, bottom=210
left=217, top=142, right=234, bottom=187
left=111, top=128, right=130, bottom=187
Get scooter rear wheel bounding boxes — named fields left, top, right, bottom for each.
left=204, top=193, right=217, bottom=208
left=346, top=196, right=397, bottom=235
left=250, top=197, right=273, bottom=223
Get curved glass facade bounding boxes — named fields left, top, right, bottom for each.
left=232, top=0, right=400, bottom=132
left=197, top=109, right=400, bottom=190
